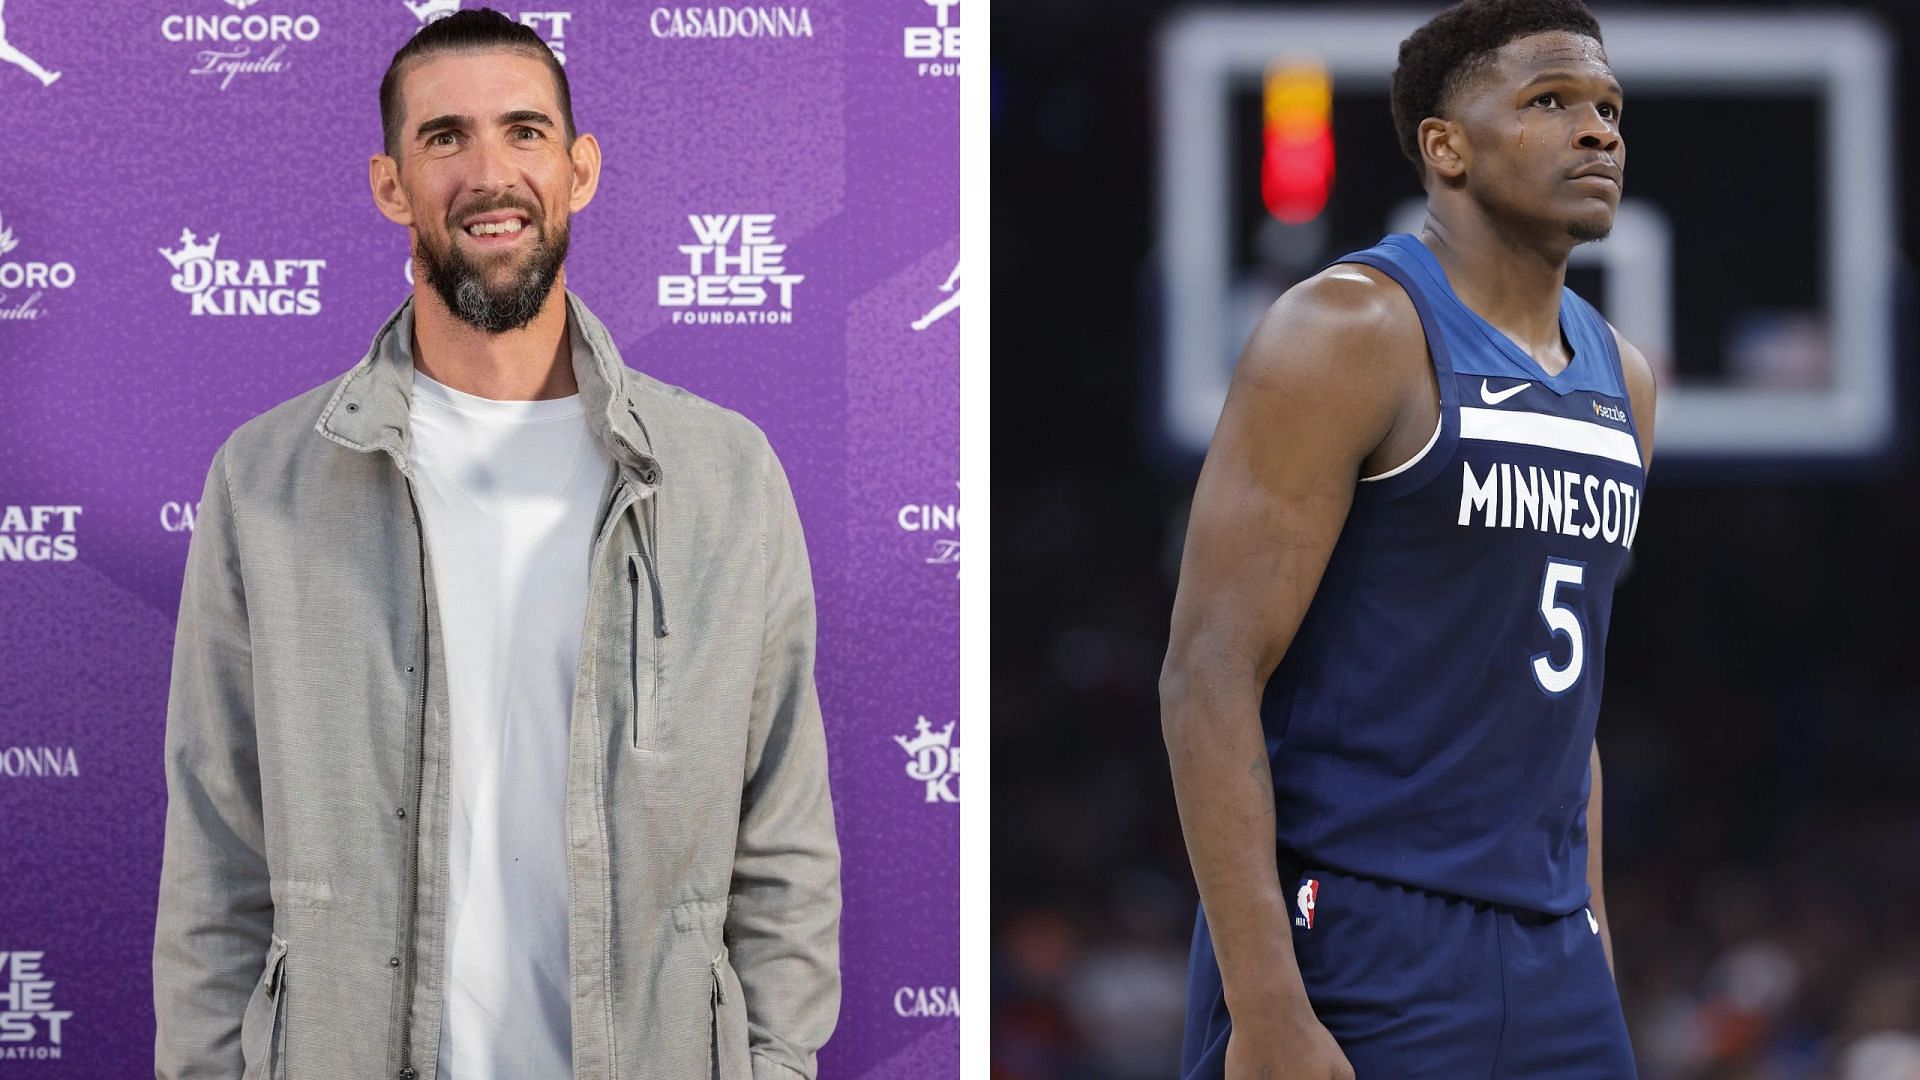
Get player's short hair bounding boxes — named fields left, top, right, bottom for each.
left=379, top=7, right=576, bottom=165
left=1389, top=0, right=1603, bottom=181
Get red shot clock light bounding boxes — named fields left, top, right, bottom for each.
left=1261, top=59, right=1334, bottom=224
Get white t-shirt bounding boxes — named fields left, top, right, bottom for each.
left=407, top=364, right=614, bottom=1080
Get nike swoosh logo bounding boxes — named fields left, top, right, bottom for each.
left=1480, top=379, right=1530, bottom=405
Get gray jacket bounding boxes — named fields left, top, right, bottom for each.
left=152, top=288, right=841, bottom=1080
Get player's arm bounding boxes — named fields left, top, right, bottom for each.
left=1586, top=741, right=1614, bottom=977
left=1611, top=323, right=1657, bottom=477
left=1161, top=270, right=1419, bottom=1072
left=1588, top=325, right=1657, bottom=983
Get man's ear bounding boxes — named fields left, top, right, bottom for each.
left=370, top=153, right=416, bottom=228
left=1418, top=116, right=1467, bottom=182
left=566, top=133, right=602, bottom=215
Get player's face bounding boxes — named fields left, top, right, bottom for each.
left=1454, top=31, right=1624, bottom=244
left=391, top=51, right=581, bottom=334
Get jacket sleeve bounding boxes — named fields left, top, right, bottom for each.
left=727, top=437, right=843, bottom=1080
left=153, top=441, right=275, bottom=1080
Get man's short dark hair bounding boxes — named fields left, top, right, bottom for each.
left=379, top=7, right=576, bottom=164
left=1389, top=0, right=1603, bottom=180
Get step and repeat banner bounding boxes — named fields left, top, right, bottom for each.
left=0, top=0, right=959, bottom=1075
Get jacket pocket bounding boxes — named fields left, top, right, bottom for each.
left=627, top=551, right=663, bottom=751
left=710, top=947, right=751, bottom=1080
left=240, top=932, right=288, bottom=1080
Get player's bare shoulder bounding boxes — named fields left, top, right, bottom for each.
left=1249, top=260, right=1422, bottom=365
left=1219, top=261, right=1434, bottom=478
left=1202, top=260, right=1436, bottom=488
left=1234, top=261, right=1429, bottom=407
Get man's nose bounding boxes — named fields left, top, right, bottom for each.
left=467, top=135, right=525, bottom=196
left=1574, top=109, right=1620, bottom=152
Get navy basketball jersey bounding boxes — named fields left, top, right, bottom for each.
left=1265, top=232, right=1645, bottom=916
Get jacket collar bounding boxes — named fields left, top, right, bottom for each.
left=314, top=287, right=663, bottom=493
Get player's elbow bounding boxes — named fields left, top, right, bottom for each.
left=1157, top=648, right=1236, bottom=751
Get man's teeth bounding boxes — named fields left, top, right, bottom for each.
left=466, top=219, right=525, bottom=236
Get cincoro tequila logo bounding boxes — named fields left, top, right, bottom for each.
left=0, top=506, right=80, bottom=563
left=904, top=0, right=958, bottom=77
left=0, top=952, right=73, bottom=1060
left=405, top=4, right=575, bottom=65
left=658, top=214, right=803, bottom=326
left=897, top=483, right=959, bottom=571
left=649, top=6, right=813, bottom=39
left=159, top=228, right=325, bottom=317
left=160, top=1, right=323, bottom=91
left=0, top=211, right=77, bottom=324
left=894, top=716, right=958, bottom=803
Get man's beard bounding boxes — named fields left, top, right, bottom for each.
left=416, top=213, right=570, bottom=334
left=1567, top=215, right=1613, bottom=243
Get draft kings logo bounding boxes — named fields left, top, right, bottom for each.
left=404, top=1, right=576, bottom=65
left=0, top=506, right=80, bottom=563
left=894, top=716, right=958, bottom=804
left=0, top=951, right=73, bottom=1061
left=159, top=227, right=325, bottom=317
left=658, top=213, right=803, bottom=326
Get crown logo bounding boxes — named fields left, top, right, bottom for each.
left=894, top=716, right=954, bottom=757
left=159, top=228, right=220, bottom=270
left=224, top=0, right=266, bottom=10
left=0, top=212, right=17, bottom=258
left=404, top=0, right=462, bottom=23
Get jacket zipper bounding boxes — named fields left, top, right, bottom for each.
left=628, top=536, right=668, bottom=750
left=397, top=477, right=430, bottom=1080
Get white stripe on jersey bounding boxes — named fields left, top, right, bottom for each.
left=1458, top=406, right=1642, bottom=468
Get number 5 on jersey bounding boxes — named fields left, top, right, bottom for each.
left=1531, top=558, right=1587, bottom=696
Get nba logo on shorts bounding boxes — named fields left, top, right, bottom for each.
left=1294, top=879, right=1319, bottom=929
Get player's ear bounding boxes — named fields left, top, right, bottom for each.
left=1418, top=116, right=1467, bottom=182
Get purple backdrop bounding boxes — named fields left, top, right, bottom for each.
left=0, top=0, right=959, bottom=1075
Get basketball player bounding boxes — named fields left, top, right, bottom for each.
left=1161, top=1, right=1652, bottom=1076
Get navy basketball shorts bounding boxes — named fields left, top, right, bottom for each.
left=1180, top=863, right=1637, bottom=1078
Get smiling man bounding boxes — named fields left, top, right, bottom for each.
left=1163, top=1, right=1653, bottom=1076
left=152, top=9, right=841, bottom=1080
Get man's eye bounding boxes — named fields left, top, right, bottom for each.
left=1533, top=93, right=1559, bottom=108
left=1600, top=104, right=1620, bottom=120
left=429, top=128, right=539, bottom=146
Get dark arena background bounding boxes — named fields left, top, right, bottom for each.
left=993, top=1, right=1920, bottom=1077
left=0, top=1, right=959, bottom=1076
